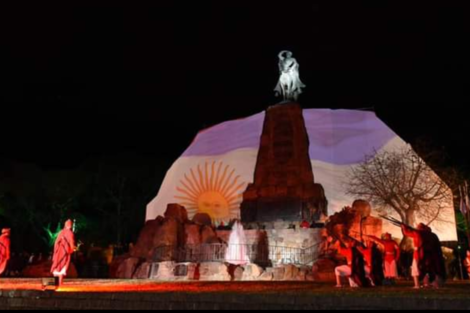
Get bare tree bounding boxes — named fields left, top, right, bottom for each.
left=347, top=146, right=454, bottom=228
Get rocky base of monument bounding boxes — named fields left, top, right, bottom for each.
left=110, top=204, right=319, bottom=282
left=111, top=201, right=382, bottom=282
left=113, top=260, right=315, bottom=282
left=110, top=204, right=219, bottom=279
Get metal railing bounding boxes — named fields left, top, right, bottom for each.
left=152, top=242, right=321, bottom=267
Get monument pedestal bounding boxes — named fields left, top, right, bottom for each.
left=241, top=103, right=327, bottom=224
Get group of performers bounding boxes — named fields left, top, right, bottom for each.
left=0, top=220, right=76, bottom=287
left=332, top=222, right=447, bottom=289
left=0, top=217, right=463, bottom=290
left=332, top=235, right=389, bottom=288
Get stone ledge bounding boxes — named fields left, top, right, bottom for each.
left=1, top=290, right=470, bottom=310
left=2, top=280, right=470, bottom=310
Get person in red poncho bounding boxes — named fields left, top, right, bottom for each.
left=51, top=220, right=76, bottom=286
left=402, top=223, right=446, bottom=289
left=465, top=251, right=470, bottom=278
left=0, top=229, right=11, bottom=276
left=367, top=233, right=401, bottom=285
left=401, top=224, right=424, bottom=289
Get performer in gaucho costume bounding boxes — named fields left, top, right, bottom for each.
left=367, top=233, right=401, bottom=285
left=401, top=222, right=446, bottom=289
left=51, top=220, right=76, bottom=286
left=0, top=228, right=11, bottom=276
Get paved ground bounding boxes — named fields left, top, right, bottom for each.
left=0, top=279, right=470, bottom=310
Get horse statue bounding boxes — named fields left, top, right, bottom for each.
left=274, top=51, right=306, bottom=102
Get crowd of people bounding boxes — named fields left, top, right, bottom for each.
left=330, top=223, right=449, bottom=289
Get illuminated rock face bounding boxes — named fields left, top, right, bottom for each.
left=241, top=103, right=327, bottom=224
left=326, top=201, right=383, bottom=243
left=348, top=201, right=383, bottom=242
left=124, top=204, right=339, bottom=281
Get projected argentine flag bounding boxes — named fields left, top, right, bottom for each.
left=147, top=109, right=457, bottom=241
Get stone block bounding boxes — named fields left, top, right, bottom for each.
left=164, top=204, right=189, bottom=224
left=241, top=264, right=264, bottom=281
left=116, top=258, right=140, bottom=279
left=198, top=262, right=231, bottom=281
left=133, top=262, right=152, bottom=279
left=152, top=262, right=176, bottom=281
left=192, top=213, right=213, bottom=227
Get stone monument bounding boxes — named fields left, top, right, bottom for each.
left=241, top=103, right=327, bottom=224
left=241, top=51, right=327, bottom=225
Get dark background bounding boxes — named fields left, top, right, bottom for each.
left=1, top=2, right=469, bottom=170
left=0, top=2, right=469, bottom=250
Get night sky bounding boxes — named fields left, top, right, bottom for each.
left=1, top=2, right=469, bottom=173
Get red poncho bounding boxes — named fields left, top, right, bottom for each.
left=51, top=228, right=76, bottom=277
left=403, top=225, right=446, bottom=282
left=370, top=236, right=401, bottom=263
left=402, top=226, right=423, bottom=262
left=0, top=233, right=10, bottom=275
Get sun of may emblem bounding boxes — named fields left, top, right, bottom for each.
left=175, top=161, right=246, bottom=223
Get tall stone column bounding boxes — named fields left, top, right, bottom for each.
left=241, top=103, right=327, bottom=224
